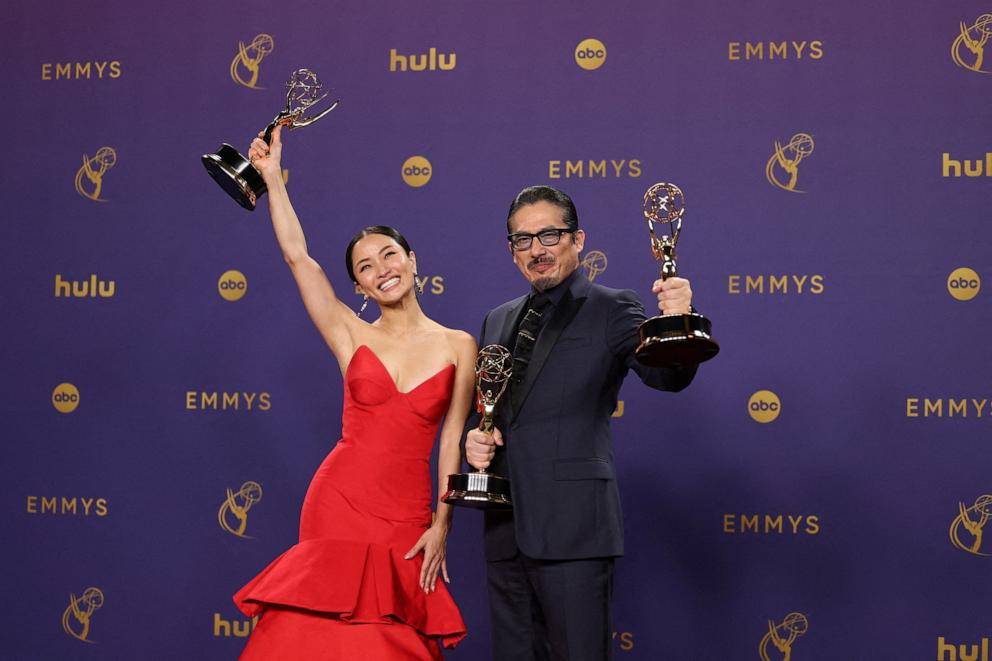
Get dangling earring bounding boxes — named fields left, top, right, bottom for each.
left=357, top=295, right=369, bottom=317
left=415, top=272, right=425, bottom=296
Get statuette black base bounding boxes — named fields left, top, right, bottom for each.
left=635, top=312, right=719, bottom=368
left=201, top=143, right=267, bottom=211
left=443, top=471, right=512, bottom=510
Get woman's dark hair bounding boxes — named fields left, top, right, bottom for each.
left=345, top=226, right=413, bottom=282
left=506, top=185, right=579, bottom=234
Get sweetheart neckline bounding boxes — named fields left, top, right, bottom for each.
left=349, top=345, right=455, bottom=396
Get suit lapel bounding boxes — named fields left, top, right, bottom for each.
left=497, top=295, right=528, bottom=349
left=510, top=283, right=588, bottom=421
left=488, top=296, right=528, bottom=433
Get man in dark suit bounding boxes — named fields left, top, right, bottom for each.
left=465, top=185, right=697, bottom=660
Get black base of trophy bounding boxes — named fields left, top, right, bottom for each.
left=635, top=312, right=719, bottom=368
left=443, top=471, right=512, bottom=510
left=201, top=143, right=268, bottom=211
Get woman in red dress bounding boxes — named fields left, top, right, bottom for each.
left=233, top=125, right=475, bottom=659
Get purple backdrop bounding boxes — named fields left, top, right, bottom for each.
left=3, top=0, right=991, bottom=659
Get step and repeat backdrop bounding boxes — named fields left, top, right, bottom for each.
left=3, top=0, right=990, bottom=659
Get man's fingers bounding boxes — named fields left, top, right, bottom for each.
left=467, top=446, right=495, bottom=459
left=469, top=431, right=496, bottom=447
left=467, top=452, right=491, bottom=470
left=467, top=428, right=500, bottom=467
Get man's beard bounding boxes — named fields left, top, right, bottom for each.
left=532, top=277, right=557, bottom=291
left=529, top=258, right=558, bottom=291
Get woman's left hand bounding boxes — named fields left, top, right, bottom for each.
left=404, top=523, right=450, bottom=593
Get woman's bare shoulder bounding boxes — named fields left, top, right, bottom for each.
left=435, top=326, right=476, bottom=363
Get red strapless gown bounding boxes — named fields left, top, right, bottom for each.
left=234, top=345, right=466, bottom=659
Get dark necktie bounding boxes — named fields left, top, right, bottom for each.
left=510, top=293, right=550, bottom=402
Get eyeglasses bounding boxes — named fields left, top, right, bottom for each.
left=507, top=228, right=575, bottom=251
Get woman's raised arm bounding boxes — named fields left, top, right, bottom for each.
left=248, top=125, right=359, bottom=362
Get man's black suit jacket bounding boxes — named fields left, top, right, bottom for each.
left=471, top=270, right=696, bottom=562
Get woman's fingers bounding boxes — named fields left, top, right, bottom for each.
left=403, top=537, right=425, bottom=560
left=420, top=547, right=446, bottom=592
left=419, top=550, right=431, bottom=589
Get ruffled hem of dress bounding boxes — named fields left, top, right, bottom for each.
left=233, top=538, right=467, bottom=649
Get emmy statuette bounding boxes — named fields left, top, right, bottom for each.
left=443, top=345, right=514, bottom=509
left=202, top=68, right=339, bottom=210
left=635, top=182, right=719, bottom=367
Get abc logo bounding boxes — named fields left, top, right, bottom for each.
left=218, top=270, right=247, bottom=301
left=52, top=383, right=80, bottom=414
left=947, top=267, right=981, bottom=301
left=748, top=390, right=781, bottom=423
left=574, top=38, right=607, bottom=70
left=401, top=156, right=432, bottom=188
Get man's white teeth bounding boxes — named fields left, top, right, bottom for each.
left=379, top=277, right=400, bottom=291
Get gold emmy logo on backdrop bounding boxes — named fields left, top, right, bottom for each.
left=748, top=390, right=781, bottom=423
left=52, top=383, right=80, bottom=414
left=401, top=156, right=432, bottom=187
left=765, top=133, right=814, bottom=193
left=728, top=274, right=825, bottom=295
left=218, top=270, right=248, bottom=301
left=950, top=494, right=992, bottom=556
left=759, top=612, right=808, bottom=661
left=952, top=14, right=992, bottom=73
left=74, top=147, right=117, bottom=201
left=62, top=587, right=104, bottom=643
left=581, top=250, right=608, bottom=282
left=575, top=38, right=607, bottom=70
left=548, top=159, right=641, bottom=179
left=230, top=34, right=274, bottom=89
left=218, top=481, right=263, bottom=538
left=947, top=267, right=981, bottom=301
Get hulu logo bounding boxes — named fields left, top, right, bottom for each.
left=389, top=48, right=456, bottom=72
left=54, top=274, right=115, bottom=298
left=213, top=613, right=257, bottom=638
left=942, top=153, right=992, bottom=177
left=937, top=636, right=990, bottom=661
